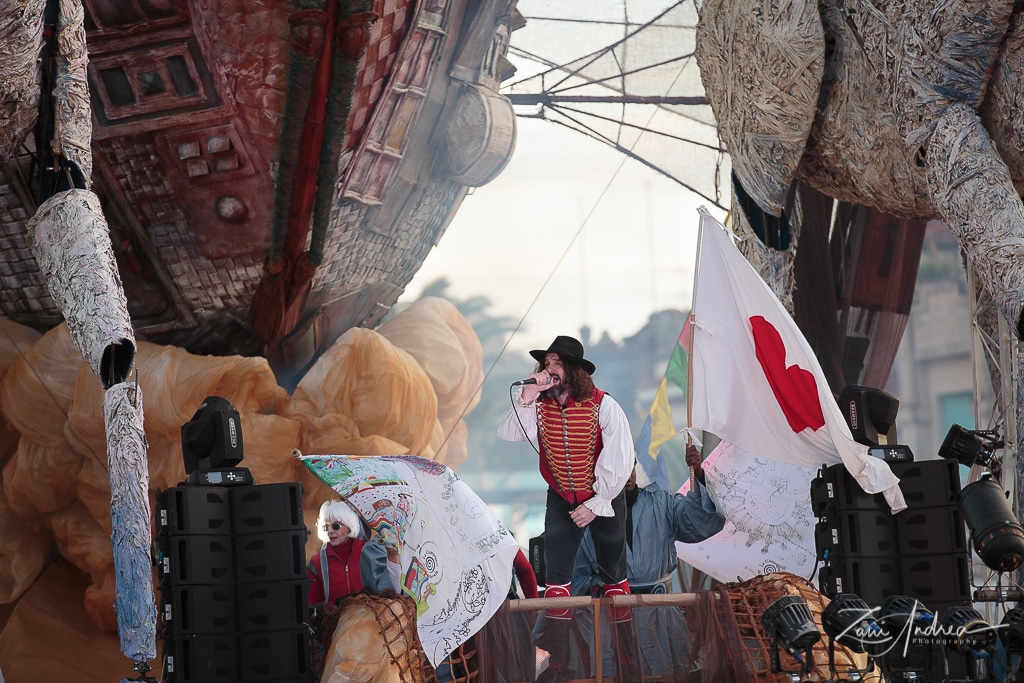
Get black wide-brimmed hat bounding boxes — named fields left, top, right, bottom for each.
left=529, top=335, right=596, bottom=375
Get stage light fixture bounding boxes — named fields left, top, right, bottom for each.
left=874, top=596, right=934, bottom=683
left=821, top=593, right=883, bottom=654
left=1000, top=607, right=1024, bottom=655
left=940, top=606, right=995, bottom=682
left=938, top=424, right=1002, bottom=469
left=821, top=593, right=882, bottom=679
left=181, top=396, right=251, bottom=486
left=941, top=606, right=995, bottom=654
left=839, top=385, right=900, bottom=447
left=762, top=594, right=821, bottom=677
left=877, top=595, right=934, bottom=639
left=959, top=473, right=1024, bottom=572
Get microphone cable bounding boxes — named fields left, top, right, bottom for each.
left=507, top=384, right=543, bottom=459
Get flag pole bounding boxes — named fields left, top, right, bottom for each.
left=687, top=208, right=707, bottom=483
left=686, top=310, right=696, bottom=483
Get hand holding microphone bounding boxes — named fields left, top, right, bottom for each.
left=512, top=372, right=558, bottom=387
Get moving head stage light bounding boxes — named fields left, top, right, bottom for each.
left=939, top=424, right=1003, bottom=469
left=839, top=385, right=899, bottom=447
left=839, top=385, right=914, bottom=462
left=181, top=396, right=252, bottom=486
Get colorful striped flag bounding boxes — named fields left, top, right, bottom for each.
left=635, top=321, right=690, bottom=489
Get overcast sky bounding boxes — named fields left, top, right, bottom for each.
left=398, top=0, right=730, bottom=353
left=399, top=116, right=728, bottom=353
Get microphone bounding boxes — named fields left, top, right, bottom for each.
left=512, top=376, right=559, bottom=387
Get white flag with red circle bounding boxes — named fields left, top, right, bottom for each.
left=689, top=208, right=905, bottom=511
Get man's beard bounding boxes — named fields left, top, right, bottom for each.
left=540, top=382, right=569, bottom=400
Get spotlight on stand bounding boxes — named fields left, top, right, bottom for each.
left=875, top=596, right=934, bottom=682
left=939, top=424, right=1003, bottom=469
left=877, top=595, right=934, bottom=633
left=999, top=608, right=1024, bottom=683
left=939, top=606, right=996, bottom=681
left=1000, top=607, right=1024, bottom=656
left=821, top=593, right=882, bottom=678
left=762, top=594, right=821, bottom=679
left=181, top=395, right=253, bottom=486
left=959, top=473, right=1024, bottom=572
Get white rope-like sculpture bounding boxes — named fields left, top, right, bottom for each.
left=0, top=0, right=45, bottom=162
left=22, top=0, right=153, bottom=672
left=104, top=382, right=156, bottom=664
left=27, top=188, right=136, bottom=385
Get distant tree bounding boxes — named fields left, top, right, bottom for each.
left=392, top=280, right=695, bottom=499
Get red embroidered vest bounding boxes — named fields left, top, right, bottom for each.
left=536, top=388, right=605, bottom=504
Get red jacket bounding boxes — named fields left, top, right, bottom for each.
left=307, top=538, right=366, bottom=605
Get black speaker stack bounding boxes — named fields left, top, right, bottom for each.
left=156, top=481, right=313, bottom=683
left=813, top=459, right=973, bottom=679
left=813, top=458, right=971, bottom=613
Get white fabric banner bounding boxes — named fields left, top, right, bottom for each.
left=689, top=208, right=905, bottom=511
left=300, top=454, right=519, bottom=667
left=676, top=441, right=818, bottom=582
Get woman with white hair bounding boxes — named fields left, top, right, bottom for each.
left=307, top=499, right=400, bottom=605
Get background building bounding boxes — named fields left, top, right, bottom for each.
left=887, top=222, right=997, bottom=469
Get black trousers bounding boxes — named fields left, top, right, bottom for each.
left=543, top=487, right=628, bottom=586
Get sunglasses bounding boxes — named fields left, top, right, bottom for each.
left=323, top=522, right=344, bottom=532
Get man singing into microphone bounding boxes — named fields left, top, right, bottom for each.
left=497, top=335, right=640, bottom=683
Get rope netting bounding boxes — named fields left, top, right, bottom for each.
left=710, top=572, right=871, bottom=682
left=313, top=573, right=871, bottom=683
left=315, top=592, right=435, bottom=683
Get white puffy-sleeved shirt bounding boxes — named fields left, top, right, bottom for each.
left=498, top=387, right=635, bottom=517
